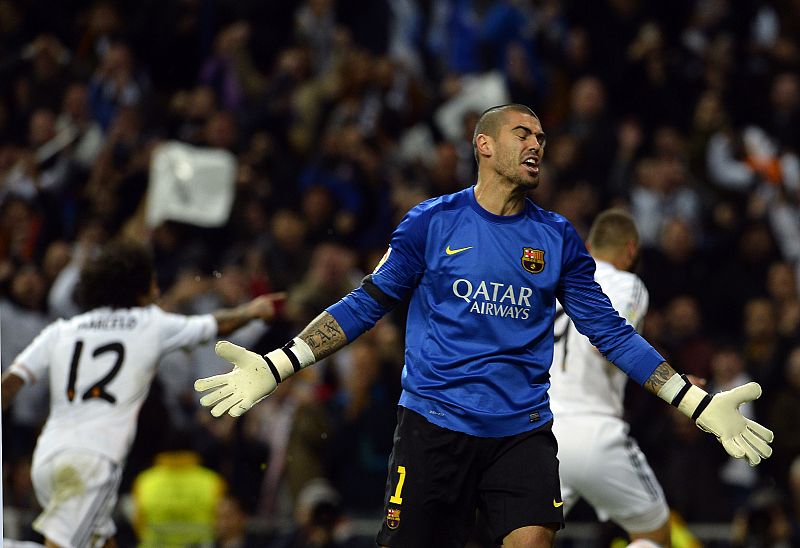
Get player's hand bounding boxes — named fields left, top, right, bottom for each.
left=247, top=292, right=286, bottom=322
left=194, top=341, right=277, bottom=418
left=694, top=382, right=774, bottom=466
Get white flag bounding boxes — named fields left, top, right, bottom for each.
left=146, top=141, right=236, bottom=228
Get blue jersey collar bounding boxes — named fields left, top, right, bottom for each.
left=468, top=185, right=528, bottom=223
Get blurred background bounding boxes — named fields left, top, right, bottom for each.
left=1, top=0, right=799, bottom=546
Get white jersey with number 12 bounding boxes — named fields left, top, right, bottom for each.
left=9, top=305, right=216, bottom=467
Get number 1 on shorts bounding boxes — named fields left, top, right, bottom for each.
left=389, top=465, right=406, bottom=504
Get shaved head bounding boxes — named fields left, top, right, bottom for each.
left=473, top=104, right=539, bottom=164
left=587, top=208, right=639, bottom=250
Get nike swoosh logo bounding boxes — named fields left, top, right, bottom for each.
left=445, top=245, right=473, bottom=255
left=553, top=499, right=564, bottom=508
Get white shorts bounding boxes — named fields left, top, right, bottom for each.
left=553, top=414, right=669, bottom=534
left=31, top=450, right=121, bottom=548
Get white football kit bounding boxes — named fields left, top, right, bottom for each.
left=550, top=260, right=669, bottom=533
left=9, top=305, right=216, bottom=548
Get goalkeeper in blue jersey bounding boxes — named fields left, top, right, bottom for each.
left=194, top=104, right=774, bottom=548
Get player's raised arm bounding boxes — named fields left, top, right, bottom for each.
left=212, top=292, right=286, bottom=336
left=644, top=361, right=774, bottom=467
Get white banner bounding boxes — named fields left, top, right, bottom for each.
left=146, top=141, right=236, bottom=228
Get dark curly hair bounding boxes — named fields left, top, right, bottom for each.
left=75, top=238, right=155, bottom=310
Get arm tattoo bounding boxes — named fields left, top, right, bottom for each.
left=643, top=361, right=677, bottom=395
left=298, top=311, right=348, bottom=361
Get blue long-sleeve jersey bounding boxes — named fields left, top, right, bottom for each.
left=327, top=187, right=664, bottom=437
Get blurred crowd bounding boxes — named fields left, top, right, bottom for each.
left=1, top=0, right=800, bottom=546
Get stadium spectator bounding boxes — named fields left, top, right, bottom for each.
left=629, top=159, right=703, bottom=251
left=87, top=39, right=149, bottom=132
left=325, top=336, right=396, bottom=515
left=766, top=346, right=800, bottom=489
left=9, top=34, right=73, bottom=120
left=707, top=345, right=760, bottom=510
left=268, top=477, right=364, bottom=548
left=132, top=428, right=226, bottom=547
left=731, top=488, right=796, bottom=548
left=660, top=295, right=716, bottom=380
left=763, top=71, right=800, bottom=153
left=55, top=82, right=104, bottom=172
left=0, top=263, right=50, bottom=455
left=84, top=105, right=150, bottom=234
left=71, top=2, right=123, bottom=74
left=554, top=75, right=616, bottom=184
left=284, top=241, right=362, bottom=328
left=705, top=221, right=783, bottom=336
left=766, top=260, right=800, bottom=339
left=788, top=456, right=800, bottom=537
left=638, top=217, right=712, bottom=313
left=214, top=493, right=272, bottom=548
left=741, top=296, right=793, bottom=399
left=199, top=21, right=266, bottom=114
left=657, top=405, right=732, bottom=523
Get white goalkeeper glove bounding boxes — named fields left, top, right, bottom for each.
left=658, top=374, right=774, bottom=466
left=194, top=338, right=315, bottom=418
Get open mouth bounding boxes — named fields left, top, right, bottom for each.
left=522, top=158, right=539, bottom=174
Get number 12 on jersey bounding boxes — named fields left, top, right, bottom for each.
left=66, top=340, right=125, bottom=403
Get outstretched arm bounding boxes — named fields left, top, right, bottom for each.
left=194, top=311, right=349, bottom=417
left=213, top=292, right=286, bottom=336
left=297, top=311, right=349, bottom=361
left=643, top=361, right=773, bottom=467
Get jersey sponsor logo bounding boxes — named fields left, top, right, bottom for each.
left=386, top=507, right=401, bottom=529
left=553, top=499, right=564, bottom=508
left=452, top=279, right=532, bottom=320
left=522, top=248, right=546, bottom=274
left=445, top=244, right=473, bottom=255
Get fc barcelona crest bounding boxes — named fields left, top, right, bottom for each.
left=522, top=248, right=545, bottom=274
left=386, top=507, right=401, bottom=529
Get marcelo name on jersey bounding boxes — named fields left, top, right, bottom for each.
left=452, top=278, right=532, bottom=319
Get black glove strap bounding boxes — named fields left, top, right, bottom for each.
left=691, top=393, right=714, bottom=421
left=263, top=354, right=282, bottom=384
left=281, top=341, right=303, bottom=373
left=670, top=374, right=692, bottom=407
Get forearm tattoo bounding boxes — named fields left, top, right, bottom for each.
left=643, top=361, right=677, bottom=395
left=298, top=311, right=348, bottom=361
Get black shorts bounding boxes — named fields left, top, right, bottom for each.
left=376, top=407, right=564, bottom=547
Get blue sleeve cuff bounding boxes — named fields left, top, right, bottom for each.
left=326, top=285, right=388, bottom=342
left=604, top=332, right=665, bottom=386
